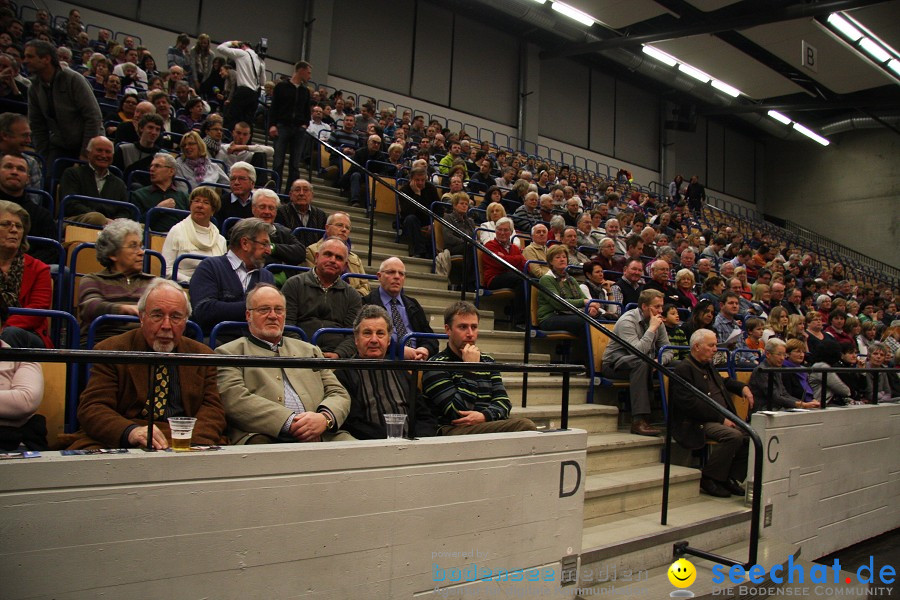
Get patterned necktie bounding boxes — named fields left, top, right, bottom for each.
left=151, top=365, right=170, bottom=419
left=390, top=298, right=411, bottom=347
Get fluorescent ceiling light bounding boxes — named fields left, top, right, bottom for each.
left=888, top=59, right=900, bottom=76
left=642, top=45, right=677, bottom=67
left=767, top=110, right=792, bottom=125
left=827, top=14, right=862, bottom=41
left=550, top=1, right=595, bottom=27
left=859, top=37, right=891, bottom=63
left=792, top=122, right=830, bottom=146
left=711, top=79, right=741, bottom=97
left=678, top=63, right=710, bottom=83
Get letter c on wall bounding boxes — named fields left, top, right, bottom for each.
left=767, top=436, right=779, bottom=463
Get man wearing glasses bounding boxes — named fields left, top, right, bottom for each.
left=189, top=218, right=275, bottom=338
left=131, top=152, right=189, bottom=232
left=66, top=279, right=227, bottom=450
left=361, top=257, right=436, bottom=361
left=215, top=161, right=256, bottom=223
left=216, top=283, right=353, bottom=444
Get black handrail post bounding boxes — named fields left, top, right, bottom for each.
left=460, top=240, right=468, bottom=301
left=821, top=372, right=828, bottom=408
left=766, top=371, right=774, bottom=411
left=522, top=282, right=531, bottom=409
left=561, top=371, right=570, bottom=429
left=661, top=392, right=673, bottom=526
left=748, top=432, right=763, bottom=567
left=366, top=175, right=375, bottom=268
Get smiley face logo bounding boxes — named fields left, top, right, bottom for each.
left=668, top=558, right=696, bottom=588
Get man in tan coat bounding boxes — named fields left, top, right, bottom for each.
left=215, top=283, right=353, bottom=444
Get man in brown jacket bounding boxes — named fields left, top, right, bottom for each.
left=67, top=279, right=227, bottom=450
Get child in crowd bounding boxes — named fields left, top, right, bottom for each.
left=662, top=303, right=688, bottom=361
left=744, top=317, right=765, bottom=352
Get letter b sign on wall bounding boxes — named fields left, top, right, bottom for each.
left=802, top=41, right=818, bottom=73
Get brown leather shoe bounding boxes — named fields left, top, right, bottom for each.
left=630, top=419, right=662, bottom=437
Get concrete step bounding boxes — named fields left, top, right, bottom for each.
left=502, top=374, right=592, bottom=406
left=578, top=497, right=751, bottom=589
left=515, top=404, right=618, bottom=434
left=583, top=464, right=701, bottom=526
left=586, top=432, right=665, bottom=474
left=576, top=538, right=810, bottom=600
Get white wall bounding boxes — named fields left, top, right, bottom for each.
left=749, top=404, right=900, bottom=560
left=0, top=432, right=587, bottom=599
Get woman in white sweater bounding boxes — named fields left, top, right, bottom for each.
left=162, top=186, right=227, bottom=283
left=0, top=303, right=45, bottom=450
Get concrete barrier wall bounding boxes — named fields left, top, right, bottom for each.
left=750, top=404, right=900, bottom=560
left=1, top=431, right=586, bottom=600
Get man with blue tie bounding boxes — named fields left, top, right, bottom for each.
left=361, top=257, right=437, bottom=361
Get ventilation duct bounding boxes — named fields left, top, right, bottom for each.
left=819, top=114, right=900, bottom=136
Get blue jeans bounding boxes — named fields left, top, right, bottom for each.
left=272, top=124, right=305, bottom=194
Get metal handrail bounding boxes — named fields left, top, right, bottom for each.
left=756, top=364, right=897, bottom=410
left=0, top=348, right=583, bottom=434
left=311, top=130, right=770, bottom=568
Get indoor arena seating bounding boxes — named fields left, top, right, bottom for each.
left=3, top=7, right=898, bottom=598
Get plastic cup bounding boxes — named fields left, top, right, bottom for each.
left=384, top=413, right=407, bottom=439
left=168, top=417, right=197, bottom=451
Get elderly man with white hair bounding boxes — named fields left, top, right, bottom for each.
left=604, top=217, right=626, bottom=255
left=669, top=329, right=755, bottom=497
left=215, top=160, right=256, bottom=223
left=249, top=188, right=306, bottom=267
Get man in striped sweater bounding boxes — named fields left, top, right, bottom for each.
left=421, top=301, right=536, bottom=436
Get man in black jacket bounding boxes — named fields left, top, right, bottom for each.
left=276, top=178, right=327, bottom=246
left=362, top=256, right=437, bottom=360
left=398, top=165, right=438, bottom=258
left=268, top=61, right=311, bottom=193
left=250, top=188, right=306, bottom=267
left=0, top=154, right=57, bottom=264
left=58, top=136, right=130, bottom=226
left=669, top=329, right=755, bottom=498
left=342, top=134, right=385, bottom=208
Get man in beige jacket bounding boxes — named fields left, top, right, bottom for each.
left=215, top=283, right=353, bottom=444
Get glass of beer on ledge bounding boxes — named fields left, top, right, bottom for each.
left=168, top=417, right=198, bottom=451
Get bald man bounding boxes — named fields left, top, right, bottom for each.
left=58, top=136, right=130, bottom=225
left=361, top=256, right=437, bottom=360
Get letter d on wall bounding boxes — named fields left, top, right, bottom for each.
left=559, top=460, right=582, bottom=498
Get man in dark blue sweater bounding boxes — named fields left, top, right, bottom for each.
left=189, top=217, right=275, bottom=337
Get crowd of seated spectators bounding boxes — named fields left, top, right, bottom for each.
left=0, top=5, right=895, bottom=451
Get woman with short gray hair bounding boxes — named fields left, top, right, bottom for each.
left=78, top=219, right=155, bottom=346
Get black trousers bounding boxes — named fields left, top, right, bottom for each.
left=225, top=86, right=259, bottom=132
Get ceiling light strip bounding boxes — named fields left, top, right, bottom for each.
left=641, top=44, right=742, bottom=97
left=792, top=122, right=830, bottom=146
left=550, top=1, right=594, bottom=27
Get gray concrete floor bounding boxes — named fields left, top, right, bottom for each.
left=816, top=528, right=900, bottom=598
